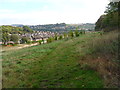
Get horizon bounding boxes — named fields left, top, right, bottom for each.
left=0, top=0, right=109, bottom=25
left=0, top=23, right=95, bottom=26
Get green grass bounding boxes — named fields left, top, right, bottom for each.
left=3, top=31, right=118, bottom=88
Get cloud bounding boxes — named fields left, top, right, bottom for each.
left=0, top=0, right=110, bottom=25
left=0, top=9, right=15, bottom=13
left=0, top=8, right=106, bottom=25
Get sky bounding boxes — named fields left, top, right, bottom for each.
left=0, top=0, right=110, bottom=25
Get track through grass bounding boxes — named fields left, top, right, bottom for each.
left=3, top=33, right=111, bottom=88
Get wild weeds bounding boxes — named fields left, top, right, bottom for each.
left=78, top=31, right=119, bottom=87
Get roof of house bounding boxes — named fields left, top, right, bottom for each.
left=7, top=41, right=15, bottom=44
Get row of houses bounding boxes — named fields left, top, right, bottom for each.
left=1, top=31, right=60, bottom=45
left=21, top=31, right=60, bottom=41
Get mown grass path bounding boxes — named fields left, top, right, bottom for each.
left=2, top=33, right=104, bottom=88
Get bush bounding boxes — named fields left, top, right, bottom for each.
left=80, top=30, right=85, bottom=34
left=97, top=31, right=104, bottom=35
left=75, top=30, right=80, bottom=37
left=21, top=37, right=29, bottom=44
left=69, top=31, right=74, bottom=38
left=59, top=35, right=63, bottom=40
left=39, top=40, right=42, bottom=44
left=10, top=34, right=19, bottom=44
left=26, top=41, right=31, bottom=44
left=42, top=40, right=45, bottom=44
left=12, top=44, right=17, bottom=46
left=63, top=33, right=67, bottom=38
left=47, top=37, right=54, bottom=43
left=2, top=33, right=10, bottom=45
left=31, top=41, right=37, bottom=43
left=54, top=35, right=58, bottom=40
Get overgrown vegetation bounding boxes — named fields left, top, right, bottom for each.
left=94, top=2, right=120, bottom=87
left=2, top=31, right=119, bottom=88
left=77, top=31, right=119, bottom=88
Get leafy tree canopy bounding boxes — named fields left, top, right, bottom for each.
left=10, top=34, right=19, bottom=44
left=23, top=26, right=33, bottom=33
left=95, top=2, right=119, bottom=31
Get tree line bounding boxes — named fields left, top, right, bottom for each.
left=43, top=30, right=85, bottom=44
left=1, top=26, right=33, bottom=45
left=1, top=24, right=86, bottom=45
left=1, top=25, right=33, bottom=34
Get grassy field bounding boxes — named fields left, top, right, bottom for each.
left=2, top=31, right=119, bottom=88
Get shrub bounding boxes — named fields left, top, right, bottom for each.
left=75, top=30, right=80, bottom=37
left=2, top=33, right=10, bottom=45
left=12, top=44, right=17, bottom=46
left=79, top=31, right=119, bottom=87
left=31, top=41, right=37, bottom=43
left=26, top=41, right=31, bottom=44
left=63, top=33, right=67, bottom=38
left=10, top=34, right=19, bottom=44
left=47, top=37, right=54, bottom=43
left=80, top=30, right=85, bottom=34
left=59, top=35, right=63, bottom=40
left=54, top=36, right=58, bottom=40
left=21, top=37, right=29, bottom=44
left=97, top=31, right=104, bottom=35
left=69, top=31, right=74, bottom=38
left=39, top=40, right=42, bottom=45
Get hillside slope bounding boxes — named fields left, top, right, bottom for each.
left=2, top=31, right=119, bottom=88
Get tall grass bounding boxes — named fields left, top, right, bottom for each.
left=77, top=31, right=119, bottom=88
left=2, top=31, right=119, bottom=88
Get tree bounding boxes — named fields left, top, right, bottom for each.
left=59, top=35, right=63, bottom=40
left=80, top=30, right=85, bottom=34
left=63, top=33, right=67, bottom=38
left=54, top=34, right=58, bottom=40
left=38, top=40, right=42, bottom=44
left=95, top=15, right=106, bottom=31
left=95, top=2, right=119, bottom=31
left=23, top=26, right=33, bottom=33
left=2, top=33, right=10, bottom=45
left=75, top=27, right=79, bottom=37
left=42, top=38, right=44, bottom=44
left=54, top=35, right=58, bottom=40
left=47, top=37, right=54, bottom=43
left=1, top=26, right=24, bottom=34
left=69, top=31, right=74, bottom=38
left=105, top=2, right=118, bottom=14
left=21, top=37, right=29, bottom=44
left=10, top=34, right=19, bottom=44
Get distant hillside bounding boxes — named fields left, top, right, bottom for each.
left=8, top=23, right=95, bottom=32
left=28, top=23, right=95, bottom=32
left=11, top=24, right=24, bottom=27
left=67, top=23, right=95, bottom=30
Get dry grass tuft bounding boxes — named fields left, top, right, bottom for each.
left=78, top=31, right=119, bottom=88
